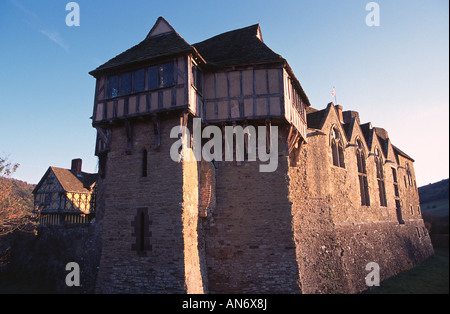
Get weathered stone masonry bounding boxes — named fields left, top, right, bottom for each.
left=290, top=104, right=434, bottom=293
left=90, top=17, right=434, bottom=294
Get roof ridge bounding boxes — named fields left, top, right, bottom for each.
left=193, top=23, right=261, bottom=46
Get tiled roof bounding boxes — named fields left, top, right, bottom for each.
left=393, top=144, right=415, bottom=162
left=307, top=109, right=327, bottom=129
left=88, top=17, right=311, bottom=106
left=33, top=167, right=97, bottom=194
left=89, top=30, right=194, bottom=76
left=360, top=123, right=374, bottom=149
left=193, top=24, right=284, bottom=68
left=51, top=167, right=97, bottom=193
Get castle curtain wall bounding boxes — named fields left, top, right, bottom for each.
left=289, top=108, right=434, bottom=294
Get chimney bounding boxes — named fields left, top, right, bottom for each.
left=71, top=158, right=82, bottom=176
left=335, top=105, right=344, bottom=124
left=342, top=110, right=360, bottom=124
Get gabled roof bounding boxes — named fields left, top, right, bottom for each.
left=146, top=16, right=177, bottom=38
left=360, top=122, right=374, bottom=150
left=33, top=167, right=97, bottom=194
left=88, top=17, right=312, bottom=107
left=193, top=24, right=283, bottom=68
left=393, top=144, right=415, bottom=162
left=306, top=103, right=340, bottom=130
left=89, top=17, right=195, bottom=77
left=342, top=118, right=356, bottom=142
left=307, top=108, right=328, bottom=130
left=193, top=24, right=311, bottom=107
left=373, top=127, right=390, bottom=157
left=307, top=104, right=415, bottom=163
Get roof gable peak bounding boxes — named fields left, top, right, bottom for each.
left=255, top=24, right=263, bottom=42
left=146, top=16, right=176, bottom=39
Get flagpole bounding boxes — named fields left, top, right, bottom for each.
left=332, top=86, right=337, bottom=105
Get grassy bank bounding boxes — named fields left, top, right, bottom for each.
left=1, top=249, right=448, bottom=294
left=365, top=247, right=449, bottom=294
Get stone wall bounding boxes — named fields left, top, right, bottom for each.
left=92, top=109, right=434, bottom=294
left=95, top=115, right=190, bottom=293
left=204, top=126, right=301, bottom=294
left=288, top=106, right=434, bottom=294
left=1, top=224, right=100, bottom=294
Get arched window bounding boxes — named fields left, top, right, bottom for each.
left=375, top=148, right=387, bottom=207
left=331, top=126, right=345, bottom=168
left=406, top=163, right=413, bottom=187
left=356, top=139, right=370, bottom=206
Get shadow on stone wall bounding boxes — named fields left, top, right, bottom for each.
left=0, top=224, right=101, bottom=294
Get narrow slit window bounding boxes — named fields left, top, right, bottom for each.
left=132, top=208, right=151, bottom=255
left=139, top=212, right=145, bottom=252
left=142, top=149, right=148, bottom=177
left=99, top=152, right=107, bottom=179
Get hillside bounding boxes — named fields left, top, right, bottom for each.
left=419, top=179, right=449, bottom=237
left=419, top=179, right=449, bottom=204
left=0, top=177, right=35, bottom=212
left=0, top=176, right=35, bottom=237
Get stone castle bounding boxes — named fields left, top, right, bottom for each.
left=89, top=17, right=434, bottom=294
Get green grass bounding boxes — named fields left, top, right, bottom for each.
left=365, top=248, right=449, bottom=294
left=422, top=199, right=449, bottom=218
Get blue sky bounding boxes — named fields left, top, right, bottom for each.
left=0, top=0, right=448, bottom=186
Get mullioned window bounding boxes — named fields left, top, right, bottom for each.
left=330, top=126, right=345, bottom=169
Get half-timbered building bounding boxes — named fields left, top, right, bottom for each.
left=33, top=159, right=97, bottom=226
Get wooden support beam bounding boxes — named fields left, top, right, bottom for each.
left=287, top=125, right=294, bottom=143
left=95, top=127, right=111, bottom=155
left=180, top=110, right=189, bottom=140
left=266, top=119, right=271, bottom=154
left=152, top=114, right=161, bottom=150
left=222, top=122, right=228, bottom=160
left=289, top=131, right=299, bottom=154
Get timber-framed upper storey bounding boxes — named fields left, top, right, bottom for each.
left=90, top=17, right=309, bottom=145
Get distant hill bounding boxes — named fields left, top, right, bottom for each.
left=419, top=179, right=449, bottom=236
left=0, top=177, right=35, bottom=212
left=419, top=179, right=449, bottom=204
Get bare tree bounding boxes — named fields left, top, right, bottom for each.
left=0, top=156, right=36, bottom=236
